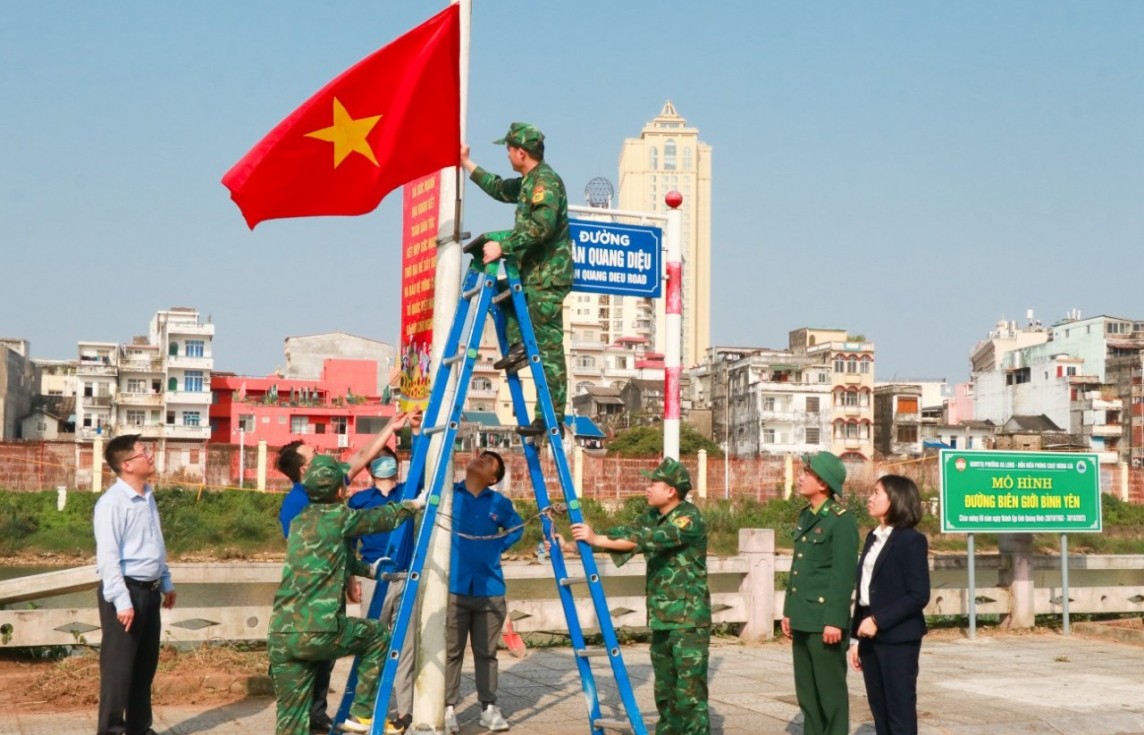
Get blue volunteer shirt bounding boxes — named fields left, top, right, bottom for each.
left=348, top=482, right=414, bottom=572
left=448, top=482, right=524, bottom=597
left=278, top=482, right=310, bottom=538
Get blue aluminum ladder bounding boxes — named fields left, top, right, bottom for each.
left=337, top=246, right=648, bottom=735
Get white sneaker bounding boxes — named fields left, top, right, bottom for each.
left=479, top=704, right=510, bottom=732
left=340, top=716, right=372, bottom=733
left=444, top=705, right=459, bottom=734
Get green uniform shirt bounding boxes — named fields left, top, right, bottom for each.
left=783, top=498, right=859, bottom=632
left=606, top=501, right=711, bottom=630
left=270, top=501, right=415, bottom=633
left=469, top=162, right=573, bottom=292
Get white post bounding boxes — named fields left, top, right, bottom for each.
left=413, top=2, right=468, bottom=731
left=92, top=436, right=104, bottom=493
left=722, top=441, right=729, bottom=500
left=256, top=440, right=267, bottom=492
left=662, top=193, right=683, bottom=460
left=697, top=449, right=707, bottom=500
left=738, top=528, right=775, bottom=641
left=1120, top=461, right=1129, bottom=502
left=783, top=453, right=794, bottom=499
left=573, top=445, right=584, bottom=496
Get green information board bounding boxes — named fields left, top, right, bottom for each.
left=939, top=449, right=1102, bottom=533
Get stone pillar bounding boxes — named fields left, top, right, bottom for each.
left=573, top=445, right=583, bottom=497
left=783, top=453, right=794, bottom=499
left=697, top=449, right=708, bottom=500
left=738, top=528, right=776, bottom=640
left=998, top=533, right=1035, bottom=629
left=1120, top=461, right=1129, bottom=502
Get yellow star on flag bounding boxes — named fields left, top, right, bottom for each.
left=305, top=97, right=382, bottom=167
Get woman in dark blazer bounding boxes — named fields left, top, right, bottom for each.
left=848, top=474, right=930, bottom=735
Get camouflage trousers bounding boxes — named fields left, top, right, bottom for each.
left=506, top=287, right=569, bottom=421
left=650, top=627, right=710, bottom=735
left=268, top=616, right=390, bottom=735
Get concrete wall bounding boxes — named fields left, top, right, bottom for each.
left=284, top=333, right=395, bottom=395
left=0, top=345, right=37, bottom=440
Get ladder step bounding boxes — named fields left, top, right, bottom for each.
left=442, top=352, right=465, bottom=366
left=575, top=647, right=618, bottom=658
left=462, top=281, right=485, bottom=299
left=592, top=718, right=634, bottom=733
left=379, top=572, right=408, bottom=582
left=492, top=289, right=514, bottom=304
left=559, top=576, right=586, bottom=587
left=423, top=421, right=457, bottom=436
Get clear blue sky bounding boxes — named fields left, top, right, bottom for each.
left=2, top=1, right=1141, bottom=383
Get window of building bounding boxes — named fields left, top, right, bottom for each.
left=472, top=376, right=493, bottom=392
left=238, top=414, right=255, bottom=432
left=834, top=357, right=845, bottom=373
left=126, top=410, right=145, bottom=426
left=762, top=396, right=775, bottom=411
left=860, top=358, right=871, bottom=374
left=166, top=411, right=175, bottom=425
left=763, top=428, right=776, bottom=444
left=184, top=370, right=203, bottom=392
left=847, top=357, right=858, bottom=373
left=843, top=391, right=859, bottom=407
left=84, top=382, right=94, bottom=398
left=664, top=139, right=677, bottom=170
left=314, top=423, right=326, bottom=434
left=357, top=416, right=385, bottom=434
left=126, top=379, right=145, bottom=394
left=806, top=397, right=820, bottom=412
left=806, top=427, right=820, bottom=444
left=897, top=425, right=918, bottom=443
left=186, top=340, right=204, bottom=357
left=576, top=355, right=596, bottom=368
left=844, top=422, right=859, bottom=439
left=184, top=411, right=201, bottom=427
left=169, top=342, right=179, bottom=356
left=649, top=146, right=658, bottom=169
left=683, top=146, right=692, bottom=169
left=290, top=416, right=309, bottom=434
left=331, top=417, right=348, bottom=435
left=898, top=397, right=918, bottom=414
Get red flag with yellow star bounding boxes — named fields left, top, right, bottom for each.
left=222, top=5, right=460, bottom=229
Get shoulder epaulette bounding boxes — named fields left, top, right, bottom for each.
left=832, top=504, right=847, bottom=516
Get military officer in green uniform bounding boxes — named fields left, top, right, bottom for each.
left=460, top=123, right=573, bottom=437
left=268, top=452, right=422, bottom=735
left=566, top=458, right=711, bottom=735
left=782, top=451, right=859, bottom=735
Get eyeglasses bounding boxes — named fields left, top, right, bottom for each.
left=124, top=446, right=153, bottom=462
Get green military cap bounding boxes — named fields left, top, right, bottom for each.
left=800, top=451, right=847, bottom=496
left=302, top=454, right=350, bottom=501
left=493, top=122, right=544, bottom=155
left=641, top=457, right=692, bottom=494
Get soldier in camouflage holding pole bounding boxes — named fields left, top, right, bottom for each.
left=268, top=431, right=423, bottom=735
left=565, top=458, right=711, bottom=735
left=460, top=123, right=573, bottom=437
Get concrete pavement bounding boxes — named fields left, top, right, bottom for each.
left=8, top=632, right=1144, bottom=735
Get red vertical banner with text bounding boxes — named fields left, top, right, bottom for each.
left=398, top=172, right=440, bottom=412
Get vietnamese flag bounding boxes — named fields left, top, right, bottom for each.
left=222, top=5, right=460, bottom=229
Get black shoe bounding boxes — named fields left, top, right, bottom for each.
left=493, top=343, right=528, bottom=371
left=516, top=418, right=566, bottom=438
left=310, top=713, right=333, bottom=733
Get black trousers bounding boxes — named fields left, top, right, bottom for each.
left=310, top=657, right=335, bottom=720
left=97, top=584, right=162, bottom=735
left=857, top=638, right=921, bottom=735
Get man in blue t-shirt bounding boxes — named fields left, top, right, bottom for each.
left=348, top=447, right=417, bottom=732
left=443, top=451, right=522, bottom=734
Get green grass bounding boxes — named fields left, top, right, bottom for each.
left=2, top=489, right=1143, bottom=560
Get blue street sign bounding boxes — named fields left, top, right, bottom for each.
left=570, top=219, right=662, bottom=298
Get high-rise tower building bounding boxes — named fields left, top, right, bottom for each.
left=617, top=101, right=712, bottom=367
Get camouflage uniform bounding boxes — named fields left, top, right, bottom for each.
left=784, top=495, right=859, bottom=735
left=604, top=459, right=711, bottom=735
left=470, top=122, right=572, bottom=420
left=268, top=458, right=417, bottom=735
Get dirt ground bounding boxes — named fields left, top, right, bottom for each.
left=0, top=645, right=271, bottom=714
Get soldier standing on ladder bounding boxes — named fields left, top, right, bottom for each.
left=459, top=123, right=573, bottom=437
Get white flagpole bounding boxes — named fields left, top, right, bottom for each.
left=412, top=0, right=469, bottom=732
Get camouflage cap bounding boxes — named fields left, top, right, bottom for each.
left=641, top=457, right=692, bottom=494
left=493, top=122, right=544, bottom=155
left=302, top=454, right=350, bottom=501
left=800, top=451, right=847, bottom=496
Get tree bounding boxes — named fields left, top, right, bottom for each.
left=609, top=423, right=723, bottom=457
